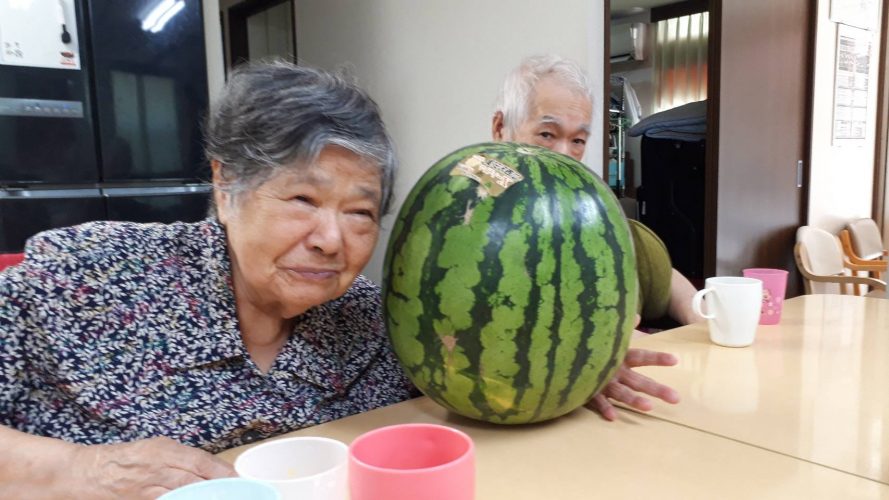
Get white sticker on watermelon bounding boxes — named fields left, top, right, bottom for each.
left=450, top=154, right=524, bottom=197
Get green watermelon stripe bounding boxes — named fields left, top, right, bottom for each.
left=518, top=159, right=558, bottom=419
left=538, top=175, right=597, bottom=417
left=555, top=187, right=605, bottom=408
left=505, top=161, right=544, bottom=414
left=587, top=187, right=634, bottom=391
left=434, top=187, right=498, bottom=419
left=529, top=166, right=568, bottom=422
left=389, top=147, right=480, bottom=241
left=414, top=185, right=474, bottom=399
left=557, top=187, right=624, bottom=408
left=387, top=181, right=465, bottom=400
left=385, top=161, right=455, bottom=267
left=473, top=203, right=517, bottom=421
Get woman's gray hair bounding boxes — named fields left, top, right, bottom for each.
left=205, top=60, right=397, bottom=214
left=494, top=54, right=594, bottom=137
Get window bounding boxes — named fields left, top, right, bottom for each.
left=653, top=12, right=709, bottom=112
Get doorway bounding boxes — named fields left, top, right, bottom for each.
left=606, top=0, right=710, bottom=287
left=223, top=0, right=296, bottom=71
left=605, top=0, right=815, bottom=297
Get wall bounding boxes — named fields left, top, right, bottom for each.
left=294, top=0, right=603, bottom=283
left=807, top=0, right=883, bottom=232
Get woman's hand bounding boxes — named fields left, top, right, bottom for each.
left=585, top=348, right=680, bottom=421
left=70, top=436, right=236, bottom=499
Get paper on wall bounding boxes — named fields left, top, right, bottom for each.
left=0, top=0, right=81, bottom=70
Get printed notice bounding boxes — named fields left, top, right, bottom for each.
left=832, top=24, right=871, bottom=144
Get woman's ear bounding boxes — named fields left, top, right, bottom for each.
left=210, top=160, right=232, bottom=224
left=491, top=111, right=506, bottom=141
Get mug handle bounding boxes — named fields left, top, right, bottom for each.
left=692, top=288, right=717, bottom=320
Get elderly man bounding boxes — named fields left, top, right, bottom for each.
left=491, top=54, right=697, bottom=419
left=492, top=54, right=702, bottom=327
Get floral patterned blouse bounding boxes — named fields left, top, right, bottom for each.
left=0, top=219, right=415, bottom=453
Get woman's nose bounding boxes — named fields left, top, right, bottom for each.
left=306, top=212, right=343, bottom=255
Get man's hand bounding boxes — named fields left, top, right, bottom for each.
left=586, top=348, right=680, bottom=421
left=70, top=436, right=235, bottom=499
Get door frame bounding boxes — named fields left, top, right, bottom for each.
left=604, top=0, right=816, bottom=281
left=703, top=0, right=721, bottom=279
left=874, top=0, right=889, bottom=231
left=603, top=0, right=721, bottom=278
left=228, top=0, right=296, bottom=68
left=603, top=0, right=611, bottom=184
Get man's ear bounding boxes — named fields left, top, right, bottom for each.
left=210, top=160, right=232, bottom=224
left=492, top=111, right=506, bottom=141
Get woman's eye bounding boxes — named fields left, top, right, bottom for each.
left=352, top=209, right=377, bottom=221
left=573, top=138, right=587, bottom=145
left=292, top=195, right=313, bottom=204
left=539, top=131, right=554, bottom=139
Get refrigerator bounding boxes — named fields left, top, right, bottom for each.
left=0, top=0, right=211, bottom=253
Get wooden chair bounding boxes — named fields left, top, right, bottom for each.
left=795, top=226, right=886, bottom=295
left=840, top=218, right=887, bottom=278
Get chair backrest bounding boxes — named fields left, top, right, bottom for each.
left=0, top=253, right=25, bottom=272
left=848, top=218, right=886, bottom=260
left=796, top=226, right=845, bottom=294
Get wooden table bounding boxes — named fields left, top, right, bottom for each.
left=633, top=294, right=889, bottom=485
left=218, top=294, right=889, bottom=498
left=218, top=397, right=886, bottom=499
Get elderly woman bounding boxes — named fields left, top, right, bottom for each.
left=0, top=62, right=414, bottom=498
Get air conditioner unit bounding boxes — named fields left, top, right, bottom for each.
left=610, top=22, right=646, bottom=63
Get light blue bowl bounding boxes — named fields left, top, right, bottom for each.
left=157, top=478, right=280, bottom=500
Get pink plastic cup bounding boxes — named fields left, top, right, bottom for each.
left=348, top=423, right=475, bottom=500
left=742, top=268, right=789, bottom=325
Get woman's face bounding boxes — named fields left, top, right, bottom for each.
left=215, top=146, right=382, bottom=319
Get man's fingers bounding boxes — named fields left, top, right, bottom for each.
left=617, top=367, right=681, bottom=405
left=586, top=349, right=681, bottom=421
left=624, top=348, right=678, bottom=368
left=604, top=380, right=653, bottom=412
left=586, top=394, right=618, bottom=421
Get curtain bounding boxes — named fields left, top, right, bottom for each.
left=654, top=12, right=709, bottom=113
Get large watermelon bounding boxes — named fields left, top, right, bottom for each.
left=383, top=142, right=637, bottom=424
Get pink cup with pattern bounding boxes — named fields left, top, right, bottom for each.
left=742, top=268, right=789, bottom=325
left=348, top=423, right=475, bottom=500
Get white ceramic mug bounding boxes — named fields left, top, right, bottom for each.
left=692, top=277, right=762, bottom=347
left=234, top=436, right=348, bottom=500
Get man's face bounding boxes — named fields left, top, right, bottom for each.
left=498, top=76, right=592, bottom=161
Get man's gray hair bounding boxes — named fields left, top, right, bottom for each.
left=205, top=60, right=397, bottom=214
left=494, top=54, right=594, bottom=136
